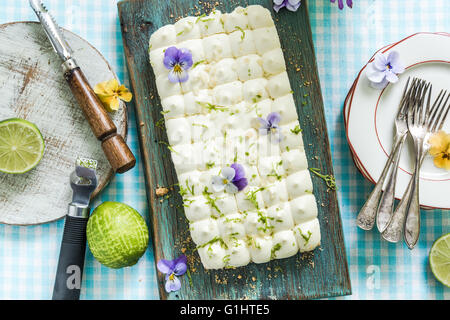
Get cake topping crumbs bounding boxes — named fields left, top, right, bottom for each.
left=156, top=187, right=169, bottom=197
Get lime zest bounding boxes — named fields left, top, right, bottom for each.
left=309, top=167, right=337, bottom=190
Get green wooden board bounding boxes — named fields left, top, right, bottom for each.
left=118, top=0, right=351, bottom=300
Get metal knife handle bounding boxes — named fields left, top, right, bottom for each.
left=64, top=65, right=136, bottom=174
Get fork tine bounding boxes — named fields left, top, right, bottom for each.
left=412, top=80, right=425, bottom=125
left=432, top=92, right=450, bottom=132
left=438, top=103, right=450, bottom=131
left=423, top=83, right=432, bottom=126
left=429, top=90, right=448, bottom=132
left=408, top=81, right=419, bottom=126
left=428, top=90, right=445, bottom=128
left=396, top=77, right=411, bottom=117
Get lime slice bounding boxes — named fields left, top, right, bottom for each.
left=0, top=118, right=45, bottom=174
left=429, top=233, right=450, bottom=287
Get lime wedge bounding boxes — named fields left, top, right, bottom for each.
left=429, top=233, right=450, bottom=287
left=0, top=118, right=45, bottom=174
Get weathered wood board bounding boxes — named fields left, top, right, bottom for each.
left=0, top=22, right=128, bottom=225
left=118, top=0, right=351, bottom=299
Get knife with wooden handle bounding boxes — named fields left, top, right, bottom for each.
left=29, top=0, right=136, bottom=174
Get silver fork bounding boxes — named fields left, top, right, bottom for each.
left=403, top=90, right=450, bottom=248
left=381, top=80, right=431, bottom=242
left=356, top=78, right=415, bottom=231
left=377, top=78, right=420, bottom=232
left=382, top=83, right=450, bottom=245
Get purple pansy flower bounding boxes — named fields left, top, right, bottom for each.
left=273, top=0, right=301, bottom=13
left=212, top=163, right=248, bottom=194
left=163, top=47, right=193, bottom=83
left=258, top=112, right=284, bottom=144
left=157, top=255, right=187, bottom=293
left=366, top=51, right=405, bottom=90
left=330, top=0, right=353, bottom=10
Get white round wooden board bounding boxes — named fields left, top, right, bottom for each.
left=0, top=22, right=128, bottom=225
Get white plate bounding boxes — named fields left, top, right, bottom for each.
left=344, top=32, right=450, bottom=210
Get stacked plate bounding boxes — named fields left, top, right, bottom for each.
left=344, top=32, right=450, bottom=210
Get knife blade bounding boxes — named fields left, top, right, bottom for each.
left=29, top=0, right=73, bottom=63
left=29, top=0, right=136, bottom=174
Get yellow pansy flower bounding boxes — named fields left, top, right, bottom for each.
left=94, top=79, right=133, bottom=112
left=428, top=130, right=450, bottom=170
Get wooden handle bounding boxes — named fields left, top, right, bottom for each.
left=65, top=67, right=136, bottom=173
left=102, top=134, right=136, bottom=174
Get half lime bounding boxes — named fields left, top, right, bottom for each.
left=429, top=233, right=450, bottom=287
left=0, top=118, right=45, bottom=174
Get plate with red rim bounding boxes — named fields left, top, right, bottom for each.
left=344, top=32, right=450, bottom=210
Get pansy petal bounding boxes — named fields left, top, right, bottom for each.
left=118, top=86, right=133, bottom=102
left=221, top=166, right=236, bottom=181
left=369, top=78, right=389, bottom=90
left=173, top=261, right=187, bottom=276
left=385, top=71, right=399, bottom=83
left=434, top=155, right=450, bottom=170
left=286, top=0, right=301, bottom=11
left=366, top=63, right=387, bottom=83
left=94, top=82, right=109, bottom=95
left=387, top=51, right=400, bottom=65
left=157, top=259, right=175, bottom=274
left=346, top=0, right=353, bottom=7
left=174, top=254, right=187, bottom=265
left=270, top=131, right=284, bottom=144
left=286, top=3, right=301, bottom=11
left=105, top=79, right=119, bottom=93
left=259, top=128, right=269, bottom=136
left=165, top=276, right=181, bottom=292
left=99, top=95, right=120, bottom=112
left=387, top=51, right=405, bottom=74
left=373, top=52, right=388, bottom=71
left=429, top=131, right=449, bottom=155
left=232, top=178, right=248, bottom=191
left=267, top=112, right=281, bottom=126
left=391, top=63, right=405, bottom=75
left=273, top=4, right=286, bottom=12
left=273, top=0, right=285, bottom=5
left=231, top=163, right=245, bottom=181
left=110, top=96, right=120, bottom=111
left=258, top=117, right=270, bottom=129
left=225, top=182, right=239, bottom=194
left=178, top=48, right=193, bottom=69
left=177, top=69, right=190, bottom=83
left=168, top=70, right=180, bottom=83
left=163, top=47, right=179, bottom=69
left=212, top=175, right=226, bottom=192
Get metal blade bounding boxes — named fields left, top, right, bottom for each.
left=29, top=0, right=72, bottom=61
left=70, top=158, right=98, bottom=206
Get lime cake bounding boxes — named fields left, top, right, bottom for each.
left=149, top=5, right=320, bottom=269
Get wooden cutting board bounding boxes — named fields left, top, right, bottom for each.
left=118, top=0, right=351, bottom=299
left=0, top=22, right=128, bottom=225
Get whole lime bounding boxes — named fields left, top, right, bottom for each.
left=87, top=202, right=149, bottom=269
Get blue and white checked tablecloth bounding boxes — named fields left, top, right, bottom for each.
left=0, top=0, right=448, bottom=300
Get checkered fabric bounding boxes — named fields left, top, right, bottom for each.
left=0, top=0, right=448, bottom=300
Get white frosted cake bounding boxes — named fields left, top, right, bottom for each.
left=149, top=5, right=320, bottom=269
